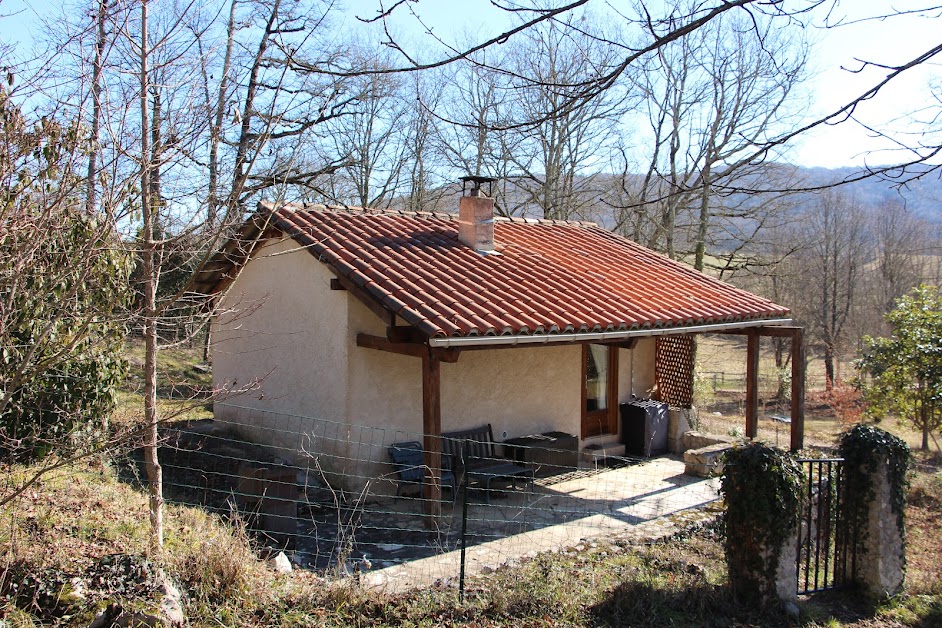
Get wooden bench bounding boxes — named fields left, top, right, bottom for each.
left=442, top=424, right=534, bottom=502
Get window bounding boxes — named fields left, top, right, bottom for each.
left=582, top=344, right=618, bottom=438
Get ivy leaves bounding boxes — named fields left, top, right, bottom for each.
left=721, top=443, right=803, bottom=600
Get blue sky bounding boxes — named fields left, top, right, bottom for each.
left=340, top=0, right=942, bottom=169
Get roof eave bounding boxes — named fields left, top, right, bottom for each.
left=427, top=318, right=794, bottom=348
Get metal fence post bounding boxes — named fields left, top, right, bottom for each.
left=459, top=472, right=469, bottom=602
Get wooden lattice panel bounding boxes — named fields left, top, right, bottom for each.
left=656, top=335, right=695, bottom=408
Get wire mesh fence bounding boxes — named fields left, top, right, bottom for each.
left=119, top=403, right=723, bottom=593
left=698, top=370, right=836, bottom=398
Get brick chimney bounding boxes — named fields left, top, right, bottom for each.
left=458, top=175, right=496, bottom=253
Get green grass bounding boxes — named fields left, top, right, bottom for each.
left=115, top=337, right=213, bottom=426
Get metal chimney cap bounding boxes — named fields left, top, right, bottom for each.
left=460, top=175, right=497, bottom=197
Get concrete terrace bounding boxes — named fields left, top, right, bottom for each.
left=347, top=456, right=721, bottom=593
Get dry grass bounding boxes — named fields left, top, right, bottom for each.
left=902, top=462, right=942, bottom=597
left=696, top=334, right=846, bottom=384
left=1, top=452, right=940, bottom=626
left=0, top=457, right=338, bottom=625
left=693, top=335, right=939, bottom=453
left=118, top=337, right=214, bottom=427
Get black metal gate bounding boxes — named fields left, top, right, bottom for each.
left=796, top=458, right=855, bottom=594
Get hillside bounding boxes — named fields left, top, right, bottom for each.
left=801, top=165, right=942, bottom=219
left=410, top=165, right=942, bottom=233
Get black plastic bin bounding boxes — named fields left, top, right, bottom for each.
left=620, top=400, right=668, bottom=457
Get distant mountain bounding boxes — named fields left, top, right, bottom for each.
left=783, top=165, right=942, bottom=221
left=391, top=164, right=942, bottom=225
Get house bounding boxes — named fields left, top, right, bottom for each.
left=195, top=178, right=805, bottom=512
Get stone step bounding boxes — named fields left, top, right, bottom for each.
left=581, top=442, right=626, bottom=466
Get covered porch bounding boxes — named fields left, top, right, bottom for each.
left=357, top=320, right=806, bottom=524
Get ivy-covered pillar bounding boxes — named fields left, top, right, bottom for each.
left=721, top=443, right=802, bottom=605
left=840, top=425, right=910, bottom=598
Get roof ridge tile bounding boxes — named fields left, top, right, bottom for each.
left=272, top=202, right=460, bottom=222
left=496, top=215, right=598, bottom=228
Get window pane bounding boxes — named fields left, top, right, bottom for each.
left=586, top=344, right=609, bottom=412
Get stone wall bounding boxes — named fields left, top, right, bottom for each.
left=855, top=456, right=906, bottom=596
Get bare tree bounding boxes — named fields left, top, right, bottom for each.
left=39, top=0, right=359, bottom=546
left=84, top=0, right=109, bottom=216
left=871, top=202, right=931, bottom=312
left=400, top=70, right=449, bottom=212
left=137, top=0, right=164, bottom=546
left=610, top=27, right=703, bottom=257
left=610, top=2, right=808, bottom=268
left=319, top=46, right=410, bottom=208
left=434, top=46, right=520, bottom=213
left=506, top=11, right=627, bottom=220
left=794, top=189, right=869, bottom=386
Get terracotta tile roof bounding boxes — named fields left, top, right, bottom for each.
left=204, top=202, right=790, bottom=340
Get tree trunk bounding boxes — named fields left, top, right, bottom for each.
left=920, top=385, right=930, bottom=451
left=823, top=345, right=835, bottom=390
left=772, top=337, right=789, bottom=401
left=202, top=323, right=211, bottom=364
left=205, top=0, right=237, bottom=231
left=85, top=0, right=107, bottom=217
left=139, top=0, right=163, bottom=548
left=694, top=164, right=711, bottom=272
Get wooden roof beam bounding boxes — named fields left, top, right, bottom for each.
left=356, top=333, right=460, bottom=363
left=386, top=325, right=428, bottom=344
left=716, top=325, right=802, bottom=338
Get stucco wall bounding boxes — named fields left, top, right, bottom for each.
left=212, top=237, right=354, bottom=483
left=441, top=346, right=582, bottom=436
left=345, top=295, right=586, bottom=493
left=345, top=297, right=659, bottom=444
left=631, top=337, right=657, bottom=397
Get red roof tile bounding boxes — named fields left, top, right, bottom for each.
left=216, top=202, right=790, bottom=340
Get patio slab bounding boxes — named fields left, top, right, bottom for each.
left=358, top=456, right=721, bottom=592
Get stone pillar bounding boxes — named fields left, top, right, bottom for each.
left=855, top=457, right=905, bottom=597
left=723, top=443, right=801, bottom=606
left=667, top=407, right=696, bottom=453
left=728, top=525, right=797, bottom=605
left=774, top=530, right=799, bottom=605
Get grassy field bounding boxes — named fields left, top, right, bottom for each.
left=691, top=334, right=924, bottom=450
left=0, top=452, right=939, bottom=626
left=0, top=337, right=940, bottom=626
left=114, top=337, right=214, bottom=426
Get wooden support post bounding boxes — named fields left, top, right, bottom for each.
left=745, top=330, right=759, bottom=439
left=790, top=328, right=805, bottom=451
left=422, top=351, right=442, bottom=524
